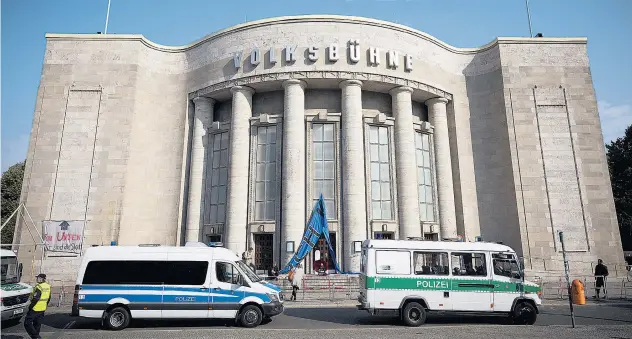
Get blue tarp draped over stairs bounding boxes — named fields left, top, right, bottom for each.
left=280, top=194, right=355, bottom=274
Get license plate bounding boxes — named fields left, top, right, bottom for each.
left=13, top=309, right=24, bottom=315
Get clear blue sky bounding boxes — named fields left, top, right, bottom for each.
left=2, top=0, right=631, bottom=171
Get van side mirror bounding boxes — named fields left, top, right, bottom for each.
left=18, top=263, right=23, bottom=281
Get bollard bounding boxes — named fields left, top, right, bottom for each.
left=571, top=279, right=586, bottom=305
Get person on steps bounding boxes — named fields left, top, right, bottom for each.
left=290, top=264, right=304, bottom=301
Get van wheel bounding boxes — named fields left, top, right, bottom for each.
left=104, top=306, right=131, bottom=330
left=402, top=302, right=427, bottom=327
left=512, top=302, right=537, bottom=325
left=239, top=305, right=263, bottom=328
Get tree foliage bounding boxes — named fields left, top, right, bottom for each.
left=606, top=124, right=632, bottom=251
left=1, top=161, right=25, bottom=245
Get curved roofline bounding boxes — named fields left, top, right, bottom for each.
left=45, top=14, right=587, bottom=55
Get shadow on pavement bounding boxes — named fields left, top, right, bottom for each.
left=539, top=310, right=632, bottom=324
left=38, top=313, right=274, bottom=331
left=283, top=307, right=510, bottom=326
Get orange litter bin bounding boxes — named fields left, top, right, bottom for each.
left=571, top=279, right=585, bottom=305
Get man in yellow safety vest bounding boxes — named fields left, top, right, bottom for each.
left=24, top=273, right=51, bottom=339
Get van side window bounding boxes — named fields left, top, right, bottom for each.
left=375, top=250, right=411, bottom=275
left=413, top=252, right=449, bottom=275
left=82, top=261, right=208, bottom=285
left=165, top=261, right=208, bottom=285
left=492, top=253, right=521, bottom=278
left=216, top=262, right=242, bottom=284
left=450, top=252, right=487, bottom=276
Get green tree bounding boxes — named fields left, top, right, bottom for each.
left=606, top=124, right=632, bottom=251
left=1, top=161, right=25, bottom=246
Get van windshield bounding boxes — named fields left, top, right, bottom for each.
left=1, top=256, right=19, bottom=284
left=236, top=260, right=262, bottom=283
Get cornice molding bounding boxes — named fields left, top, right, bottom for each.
left=188, top=70, right=453, bottom=101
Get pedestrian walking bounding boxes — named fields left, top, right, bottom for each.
left=594, top=259, right=609, bottom=299
left=290, top=264, right=304, bottom=301
left=24, top=273, right=51, bottom=339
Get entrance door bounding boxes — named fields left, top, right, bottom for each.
left=253, top=233, right=273, bottom=272
left=313, top=232, right=336, bottom=272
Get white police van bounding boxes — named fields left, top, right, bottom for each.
left=72, top=242, right=283, bottom=330
left=357, top=239, right=542, bottom=326
left=1, top=249, right=32, bottom=326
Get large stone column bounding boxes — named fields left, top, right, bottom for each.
left=281, top=79, right=307, bottom=267
left=186, top=97, right=215, bottom=243
left=390, top=86, right=421, bottom=240
left=225, top=86, right=254, bottom=256
left=340, top=80, right=367, bottom=272
left=426, top=98, right=457, bottom=239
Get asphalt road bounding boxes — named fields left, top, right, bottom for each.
left=3, top=303, right=632, bottom=338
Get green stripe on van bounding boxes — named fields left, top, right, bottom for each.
left=365, top=276, right=541, bottom=294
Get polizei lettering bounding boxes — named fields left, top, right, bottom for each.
left=233, top=39, right=413, bottom=72
left=416, top=280, right=449, bottom=289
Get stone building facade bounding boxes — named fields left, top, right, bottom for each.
left=13, top=15, right=624, bottom=282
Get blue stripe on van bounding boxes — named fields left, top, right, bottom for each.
left=82, top=294, right=163, bottom=303
left=264, top=282, right=281, bottom=292
left=79, top=285, right=272, bottom=304
left=81, top=294, right=269, bottom=304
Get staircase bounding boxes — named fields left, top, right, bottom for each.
left=274, top=274, right=361, bottom=301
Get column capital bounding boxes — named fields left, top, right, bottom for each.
left=282, top=79, right=307, bottom=89
left=389, top=86, right=414, bottom=96
left=230, top=85, right=255, bottom=96
left=339, top=79, right=363, bottom=89
left=424, top=97, right=449, bottom=106
left=192, top=96, right=215, bottom=106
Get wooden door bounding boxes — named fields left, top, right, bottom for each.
left=254, top=233, right=273, bottom=272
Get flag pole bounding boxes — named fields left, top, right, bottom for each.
left=525, top=0, right=533, bottom=38
left=104, top=0, right=112, bottom=34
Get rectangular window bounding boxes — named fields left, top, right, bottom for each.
left=312, top=123, right=336, bottom=218
left=208, top=132, right=229, bottom=225
left=413, top=252, right=449, bottom=275
left=375, top=250, right=411, bottom=275
left=82, top=261, right=209, bottom=285
left=368, top=125, right=393, bottom=220
left=254, top=125, right=278, bottom=221
left=450, top=252, right=487, bottom=277
left=415, top=132, right=435, bottom=222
